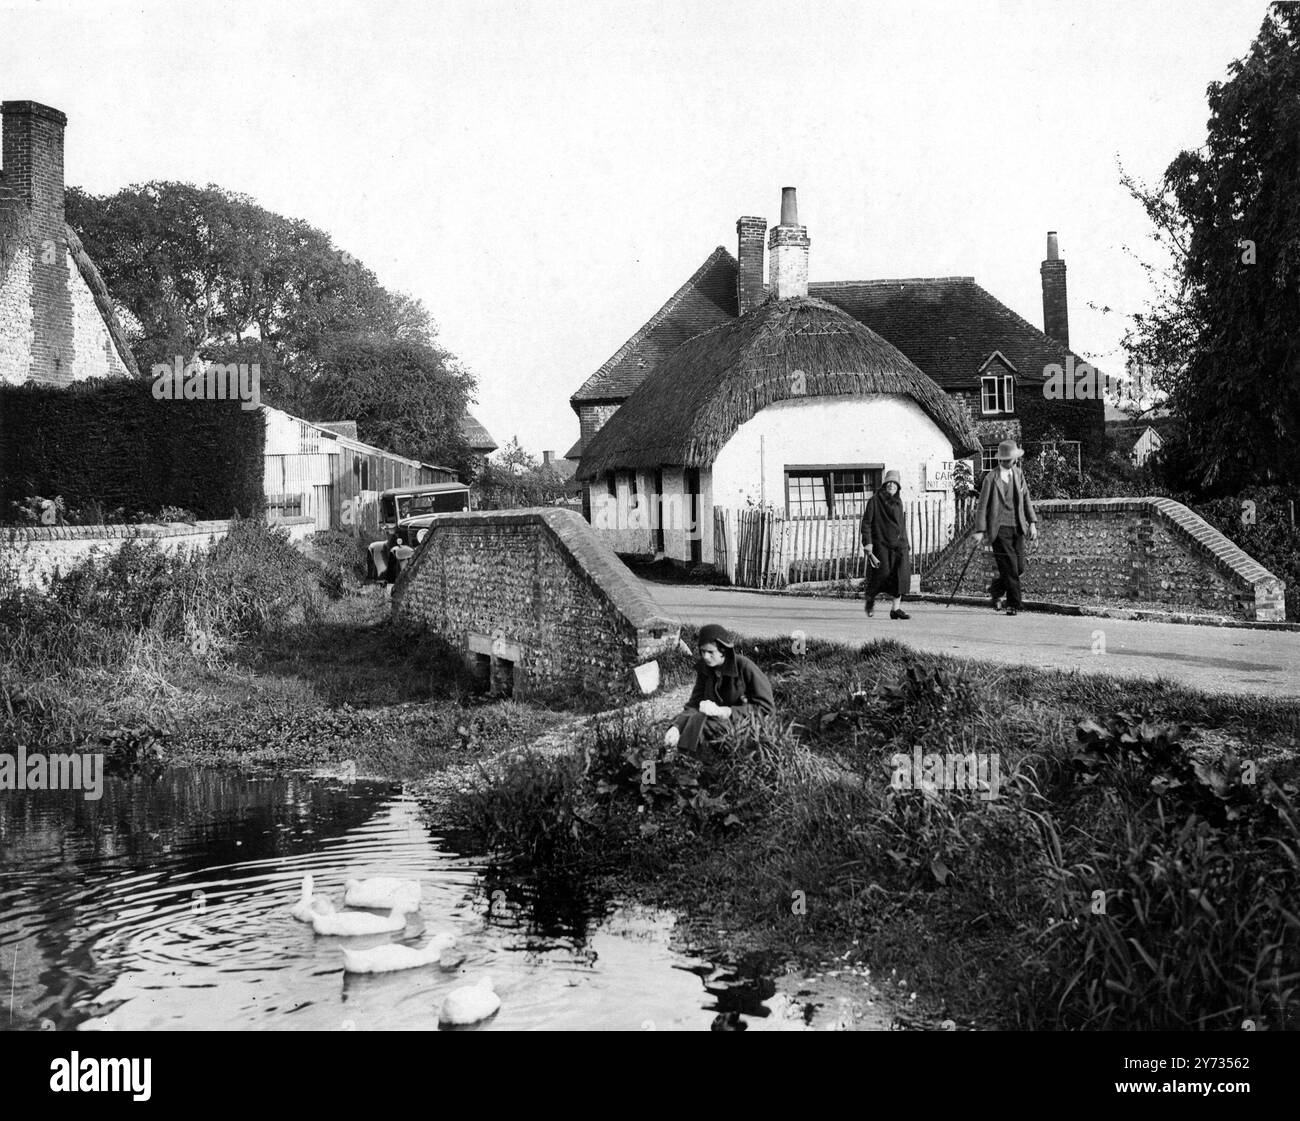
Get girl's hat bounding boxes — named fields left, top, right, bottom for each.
left=697, top=623, right=735, bottom=649
left=882, top=469, right=901, bottom=486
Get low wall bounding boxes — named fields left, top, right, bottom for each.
left=919, top=497, right=1286, bottom=622
left=391, top=507, right=681, bottom=697
left=2, top=516, right=316, bottom=590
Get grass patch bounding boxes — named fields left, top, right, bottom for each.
left=443, top=633, right=1300, bottom=1030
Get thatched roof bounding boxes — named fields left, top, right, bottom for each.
left=576, top=296, right=981, bottom=480
left=64, top=223, right=140, bottom=378
left=459, top=411, right=498, bottom=452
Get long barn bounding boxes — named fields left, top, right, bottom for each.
left=262, top=406, right=459, bottom=533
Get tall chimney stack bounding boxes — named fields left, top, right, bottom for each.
left=768, top=186, right=810, bottom=300
left=736, top=216, right=767, bottom=315
left=2, top=101, right=74, bottom=385
left=1040, top=230, right=1069, bottom=348
left=1, top=101, right=68, bottom=244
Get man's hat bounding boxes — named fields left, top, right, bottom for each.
left=995, top=440, right=1024, bottom=461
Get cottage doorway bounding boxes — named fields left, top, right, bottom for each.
left=685, top=468, right=701, bottom=563
left=652, top=469, right=665, bottom=554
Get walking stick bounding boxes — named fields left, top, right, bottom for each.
left=945, top=538, right=983, bottom=607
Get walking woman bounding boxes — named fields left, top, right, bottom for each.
left=860, top=469, right=911, bottom=619
left=663, top=623, right=775, bottom=765
left=972, top=439, right=1038, bottom=616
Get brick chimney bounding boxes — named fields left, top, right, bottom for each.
left=736, top=215, right=767, bottom=315
left=768, top=187, right=810, bottom=300
left=2, top=100, right=68, bottom=245
left=1040, top=230, right=1069, bottom=348
left=2, top=100, right=74, bottom=384
left=542, top=450, right=554, bottom=467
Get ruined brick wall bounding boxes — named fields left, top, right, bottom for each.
left=919, top=497, right=1286, bottom=622
left=391, top=508, right=680, bottom=696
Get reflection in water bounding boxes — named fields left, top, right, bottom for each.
left=0, top=768, right=782, bottom=1031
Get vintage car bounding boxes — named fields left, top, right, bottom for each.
left=367, top=482, right=471, bottom=581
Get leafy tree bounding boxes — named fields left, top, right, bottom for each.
left=306, top=335, right=475, bottom=473
left=474, top=437, right=571, bottom=509
left=65, top=181, right=478, bottom=465
left=1120, top=5, right=1300, bottom=493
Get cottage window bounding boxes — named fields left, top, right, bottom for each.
left=605, top=472, right=617, bottom=498
left=980, top=445, right=1000, bottom=472
left=981, top=374, right=1014, bottom=414
left=627, top=471, right=639, bottom=508
left=785, top=466, right=881, bottom=518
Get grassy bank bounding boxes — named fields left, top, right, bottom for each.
left=442, top=635, right=1300, bottom=1031
left=0, top=522, right=572, bottom=780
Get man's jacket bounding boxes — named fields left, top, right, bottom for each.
left=973, top=466, right=1038, bottom=536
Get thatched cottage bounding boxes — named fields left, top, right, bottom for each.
left=569, top=188, right=1106, bottom=565
left=0, top=100, right=138, bottom=386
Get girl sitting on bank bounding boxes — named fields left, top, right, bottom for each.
left=663, top=624, right=776, bottom=761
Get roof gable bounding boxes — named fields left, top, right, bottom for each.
left=571, top=246, right=739, bottom=404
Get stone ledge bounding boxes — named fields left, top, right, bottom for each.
left=4, top=519, right=231, bottom=542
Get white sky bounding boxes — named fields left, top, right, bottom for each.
left=0, top=0, right=1269, bottom=456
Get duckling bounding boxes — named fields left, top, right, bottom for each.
left=311, top=907, right=407, bottom=937
left=289, top=874, right=337, bottom=923
left=438, top=976, right=501, bottom=1027
left=341, top=932, right=457, bottom=974
left=343, top=877, right=421, bottom=914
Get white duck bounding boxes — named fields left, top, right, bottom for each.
left=343, top=877, right=422, bottom=914
left=341, top=932, right=457, bottom=974
left=438, top=976, right=501, bottom=1027
left=311, top=907, right=407, bottom=937
left=289, top=874, right=337, bottom=923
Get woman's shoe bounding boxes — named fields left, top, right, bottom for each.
left=865, top=597, right=875, bottom=617
left=1005, top=607, right=1018, bottom=616
left=890, top=608, right=910, bottom=620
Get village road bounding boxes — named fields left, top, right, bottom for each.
left=643, top=583, right=1300, bottom=700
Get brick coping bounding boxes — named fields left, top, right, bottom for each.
left=1033, top=496, right=1280, bottom=587
left=920, top=495, right=1282, bottom=597
left=395, top=507, right=679, bottom=635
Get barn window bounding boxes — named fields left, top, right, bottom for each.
left=981, top=374, right=1014, bottom=414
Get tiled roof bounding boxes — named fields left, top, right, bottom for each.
left=570, top=246, right=739, bottom=404
left=571, top=268, right=1108, bottom=411
left=810, top=277, right=1096, bottom=388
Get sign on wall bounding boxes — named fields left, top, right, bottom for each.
left=925, top=460, right=959, bottom=490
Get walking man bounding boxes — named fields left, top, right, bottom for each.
left=972, top=440, right=1038, bottom=616
left=860, top=469, right=912, bottom=619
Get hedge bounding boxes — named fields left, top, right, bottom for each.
left=0, top=378, right=265, bottom=519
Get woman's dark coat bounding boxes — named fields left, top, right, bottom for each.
left=670, top=649, right=776, bottom=758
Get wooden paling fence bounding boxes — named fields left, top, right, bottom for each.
left=716, top=498, right=976, bottom=589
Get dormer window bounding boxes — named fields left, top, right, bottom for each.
left=978, top=351, right=1018, bottom=415
left=981, top=374, right=1014, bottom=414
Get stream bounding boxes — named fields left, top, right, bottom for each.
left=0, top=767, right=787, bottom=1031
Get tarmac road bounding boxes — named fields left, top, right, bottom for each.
left=643, top=583, right=1300, bottom=700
